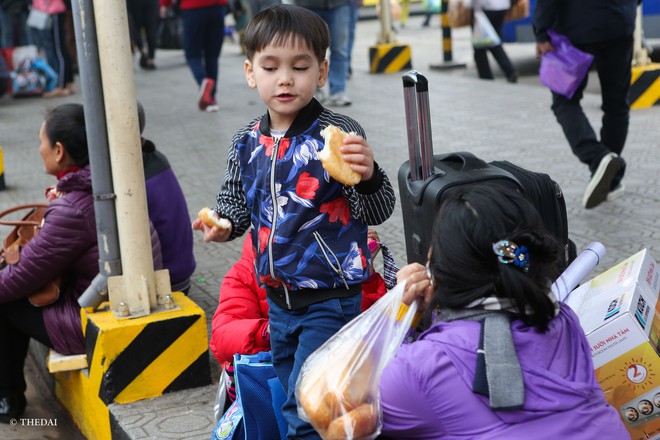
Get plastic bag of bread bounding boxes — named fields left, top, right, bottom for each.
left=295, top=282, right=419, bottom=439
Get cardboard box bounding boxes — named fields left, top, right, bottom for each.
left=567, top=249, right=660, bottom=440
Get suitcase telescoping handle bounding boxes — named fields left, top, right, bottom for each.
left=403, top=71, right=434, bottom=182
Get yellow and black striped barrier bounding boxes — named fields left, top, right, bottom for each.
left=630, top=63, right=660, bottom=110
left=0, top=145, right=5, bottom=190
left=55, top=291, right=211, bottom=439
left=369, top=43, right=412, bottom=73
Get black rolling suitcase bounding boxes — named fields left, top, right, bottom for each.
left=398, top=71, right=575, bottom=268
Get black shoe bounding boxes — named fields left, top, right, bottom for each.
left=582, top=153, right=623, bottom=209
left=507, top=72, right=518, bottom=83
left=0, top=393, right=27, bottom=424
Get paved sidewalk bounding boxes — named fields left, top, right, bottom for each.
left=1, top=15, right=659, bottom=440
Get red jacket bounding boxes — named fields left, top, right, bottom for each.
left=159, top=0, right=227, bottom=10
left=209, top=233, right=388, bottom=364
left=210, top=232, right=269, bottom=364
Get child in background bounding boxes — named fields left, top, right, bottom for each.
left=192, top=5, right=396, bottom=437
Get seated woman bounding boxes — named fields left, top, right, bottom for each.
left=0, top=103, right=161, bottom=423
left=379, top=184, right=627, bottom=439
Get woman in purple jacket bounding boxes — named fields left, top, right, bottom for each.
left=0, top=104, right=164, bottom=424
left=379, top=185, right=628, bottom=439
left=0, top=103, right=97, bottom=423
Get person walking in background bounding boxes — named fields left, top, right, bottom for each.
left=379, top=184, right=628, bottom=439
left=533, top=0, right=637, bottom=209
left=137, top=102, right=196, bottom=294
left=472, top=0, right=518, bottom=83
left=192, top=6, right=396, bottom=437
left=127, top=0, right=160, bottom=70
left=294, top=0, right=353, bottom=107
left=159, top=0, right=228, bottom=112
left=29, top=0, right=75, bottom=97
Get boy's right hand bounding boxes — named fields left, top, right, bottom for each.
left=192, top=217, right=232, bottom=243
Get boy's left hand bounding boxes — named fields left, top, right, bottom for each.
left=340, top=134, right=374, bottom=182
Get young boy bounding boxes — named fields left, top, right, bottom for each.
left=192, top=4, right=396, bottom=438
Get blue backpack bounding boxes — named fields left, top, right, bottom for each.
left=212, top=351, right=287, bottom=440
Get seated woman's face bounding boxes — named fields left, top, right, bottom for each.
left=38, top=121, right=63, bottom=177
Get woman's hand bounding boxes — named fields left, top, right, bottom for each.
left=397, top=263, right=435, bottom=311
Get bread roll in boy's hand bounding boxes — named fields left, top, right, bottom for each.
left=197, top=207, right=231, bottom=230
left=319, top=125, right=362, bottom=186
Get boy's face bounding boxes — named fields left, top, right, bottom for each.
left=245, top=39, right=328, bottom=131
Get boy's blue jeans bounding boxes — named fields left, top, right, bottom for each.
left=267, top=294, right=361, bottom=439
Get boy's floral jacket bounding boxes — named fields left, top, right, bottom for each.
left=214, top=99, right=396, bottom=308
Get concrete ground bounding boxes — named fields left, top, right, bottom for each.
left=1, top=14, right=659, bottom=440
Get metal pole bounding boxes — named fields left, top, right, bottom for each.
left=93, top=0, right=161, bottom=316
left=430, top=0, right=466, bottom=70
left=70, top=0, right=123, bottom=310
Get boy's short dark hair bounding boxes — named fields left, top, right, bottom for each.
left=244, top=4, right=329, bottom=63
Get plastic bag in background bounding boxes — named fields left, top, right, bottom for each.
left=539, top=30, right=594, bottom=99
left=423, top=0, right=441, bottom=14
left=295, top=283, right=419, bottom=440
left=472, top=9, right=501, bottom=48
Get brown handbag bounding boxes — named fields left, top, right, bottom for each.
left=0, top=203, right=62, bottom=307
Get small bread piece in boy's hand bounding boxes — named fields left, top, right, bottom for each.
left=198, top=207, right=231, bottom=230
left=319, top=125, right=362, bottom=186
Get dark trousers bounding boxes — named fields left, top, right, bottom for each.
left=127, top=0, right=160, bottom=59
left=181, top=5, right=227, bottom=100
left=550, top=35, right=633, bottom=183
left=0, top=299, right=52, bottom=396
left=473, top=9, right=515, bottom=80
left=34, top=13, right=74, bottom=88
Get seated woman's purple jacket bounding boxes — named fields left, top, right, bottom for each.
left=379, top=304, right=629, bottom=439
left=0, top=166, right=163, bottom=354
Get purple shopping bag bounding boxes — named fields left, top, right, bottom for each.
left=539, top=30, right=594, bottom=99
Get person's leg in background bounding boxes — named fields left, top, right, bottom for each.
left=48, top=13, right=74, bottom=94
left=313, top=4, right=351, bottom=106
left=347, top=0, right=358, bottom=79
left=0, top=8, right=14, bottom=48
left=182, top=7, right=210, bottom=110
left=199, top=4, right=226, bottom=111
left=473, top=45, right=493, bottom=79
left=399, top=0, right=410, bottom=27
left=550, top=42, right=623, bottom=209
left=126, top=0, right=146, bottom=63
left=142, top=0, right=160, bottom=68
left=0, top=299, right=52, bottom=423
left=595, top=35, right=633, bottom=194
left=484, top=9, right=517, bottom=82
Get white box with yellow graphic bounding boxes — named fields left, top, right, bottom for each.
left=567, top=249, right=660, bottom=440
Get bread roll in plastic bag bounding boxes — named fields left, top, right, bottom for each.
left=296, top=282, right=419, bottom=439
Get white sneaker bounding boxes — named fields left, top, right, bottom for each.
left=606, top=183, right=625, bottom=202
left=582, top=153, right=624, bottom=209
left=326, top=93, right=352, bottom=107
